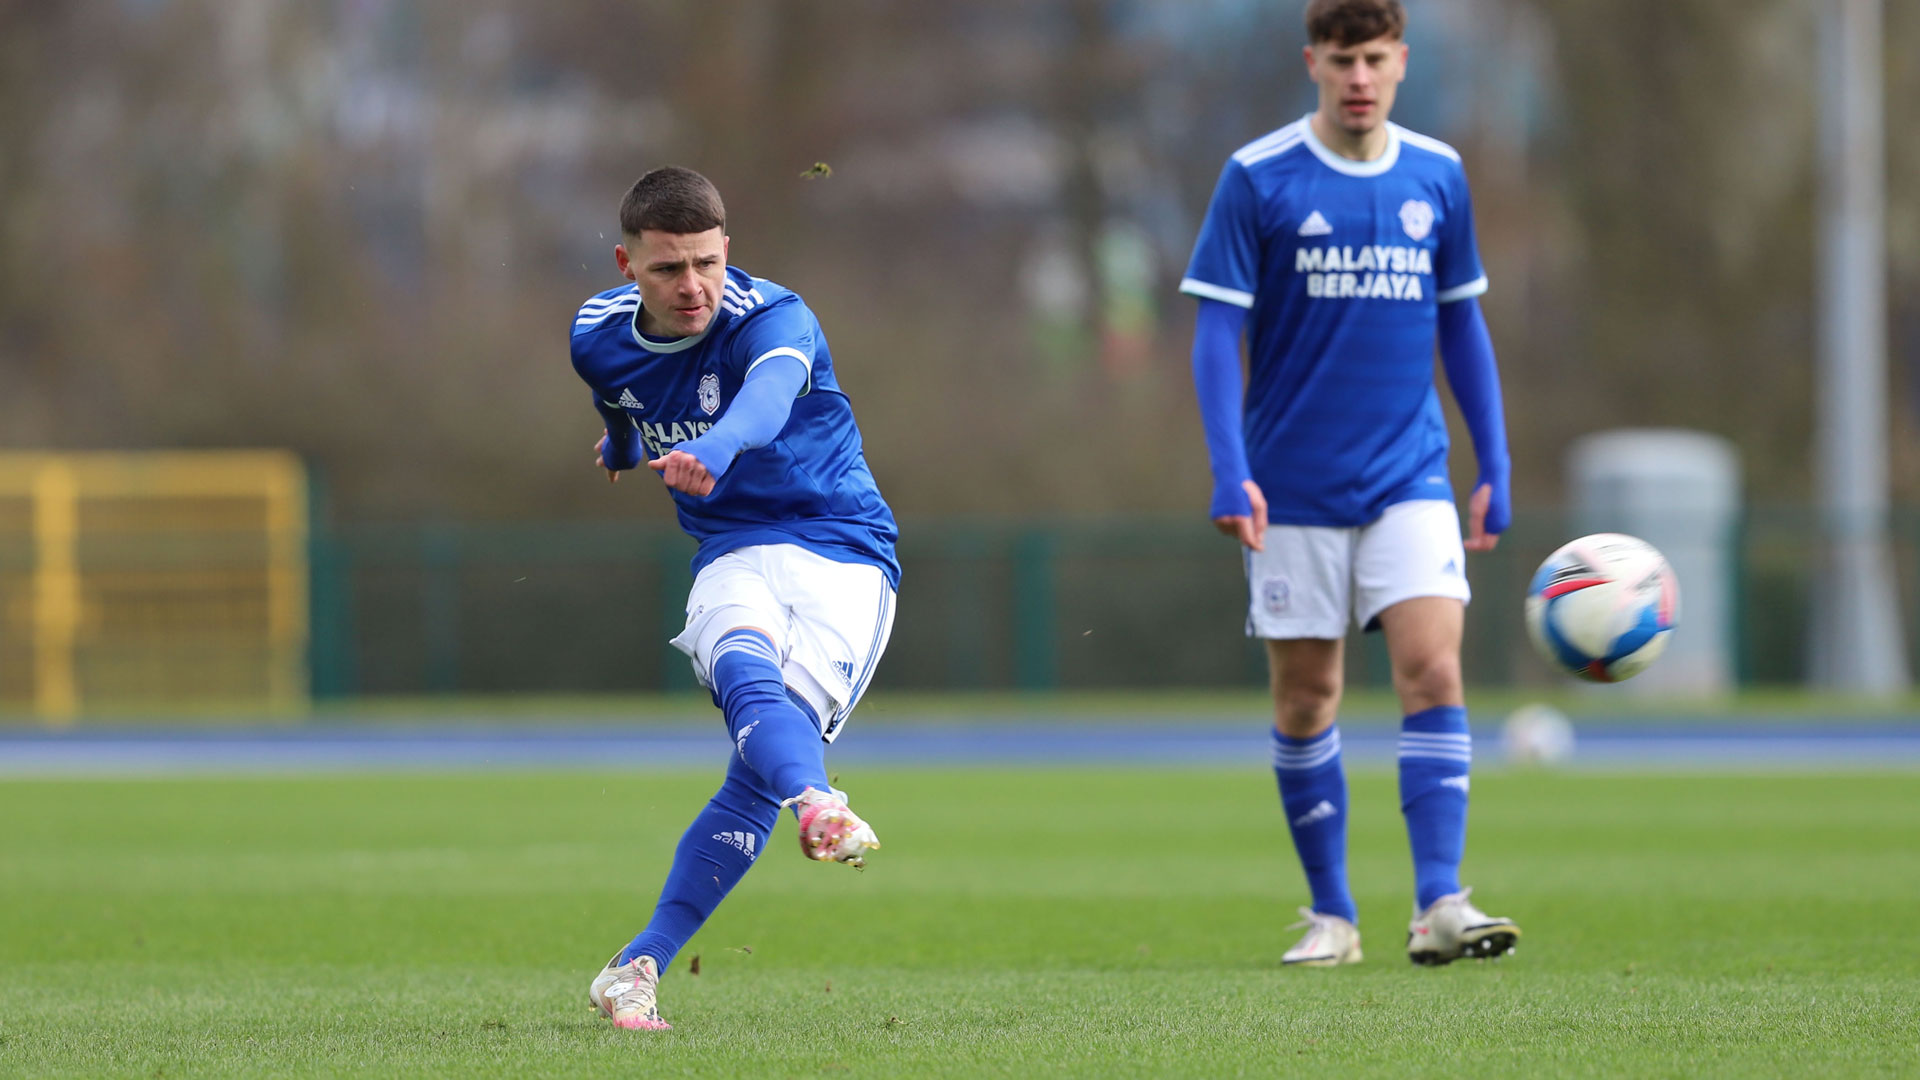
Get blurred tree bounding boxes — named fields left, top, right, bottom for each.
left=1526, top=0, right=1820, bottom=500
left=0, top=0, right=1914, bottom=527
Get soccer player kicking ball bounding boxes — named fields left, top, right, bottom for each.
left=569, top=167, right=898, bottom=1028
left=1181, top=0, right=1520, bottom=967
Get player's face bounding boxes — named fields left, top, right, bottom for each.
left=616, top=228, right=730, bottom=338
left=1304, top=35, right=1407, bottom=136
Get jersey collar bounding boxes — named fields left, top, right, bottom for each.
left=630, top=303, right=717, bottom=354
left=1299, top=115, right=1401, bottom=178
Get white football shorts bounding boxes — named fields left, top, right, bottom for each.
left=670, top=543, right=896, bottom=743
left=1243, top=499, right=1471, bottom=640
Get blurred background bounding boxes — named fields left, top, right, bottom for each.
left=2, top=0, right=1918, bottom=717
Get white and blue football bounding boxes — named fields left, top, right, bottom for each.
left=1525, top=533, right=1679, bottom=683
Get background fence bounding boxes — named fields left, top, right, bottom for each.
left=4, top=451, right=1916, bottom=714
left=310, top=507, right=1920, bottom=699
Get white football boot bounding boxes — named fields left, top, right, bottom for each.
left=1406, top=887, right=1520, bottom=965
left=781, top=787, right=880, bottom=868
left=589, top=954, right=671, bottom=1030
left=1281, top=907, right=1364, bottom=967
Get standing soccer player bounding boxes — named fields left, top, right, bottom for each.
left=1180, top=0, right=1520, bottom=966
left=570, top=167, right=898, bottom=1027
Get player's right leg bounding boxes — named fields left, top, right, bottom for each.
left=1246, top=525, right=1362, bottom=965
left=590, top=751, right=781, bottom=1030
left=706, top=624, right=879, bottom=865
left=1266, top=637, right=1362, bottom=965
left=669, top=551, right=882, bottom=867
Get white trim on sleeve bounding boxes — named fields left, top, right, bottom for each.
left=745, top=345, right=813, bottom=394
left=1179, top=277, right=1255, bottom=309
left=1435, top=275, right=1490, bottom=304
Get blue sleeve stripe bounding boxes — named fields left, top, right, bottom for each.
left=1180, top=277, right=1255, bottom=309
left=746, top=346, right=813, bottom=395
left=1435, top=275, right=1489, bottom=304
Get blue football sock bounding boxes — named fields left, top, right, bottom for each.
left=618, top=751, right=780, bottom=970
left=710, top=628, right=831, bottom=802
left=1398, top=705, right=1472, bottom=910
left=1272, top=726, right=1357, bottom=924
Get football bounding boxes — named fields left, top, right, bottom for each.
left=1525, top=533, right=1679, bottom=682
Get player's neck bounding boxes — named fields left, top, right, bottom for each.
left=636, top=307, right=682, bottom=342
left=1310, top=110, right=1391, bottom=163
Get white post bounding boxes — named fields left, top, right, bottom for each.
left=1810, top=0, right=1909, bottom=692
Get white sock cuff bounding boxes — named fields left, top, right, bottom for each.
left=1271, top=726, right=1342, bottom=771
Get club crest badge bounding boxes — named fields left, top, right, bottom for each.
left=1263, top=577, right=1291, bottom=615
left=1399, top=199, right=1434, bottom=241
left=698, top=373, right=720, bottom=415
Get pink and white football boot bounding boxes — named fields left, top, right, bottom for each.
left=588, top=954, right=671, bottom=1031
left=782, top=787, right=880, bottom=868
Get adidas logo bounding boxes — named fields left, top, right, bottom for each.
left=1292, top=799, right=1339, bottom=827
left=1297, top=210, right=1333, bottom=237
left=1442, top=558, right=1459, bottom=576
left=831, top=660, right=854, bottom=685
left=617, top=388, right=644, bottom=411
left=1441, top=775, right=1471, bottom=793
left=734, top=719, right=759, bottom=755
left=712, top=830, right=757, bottom=856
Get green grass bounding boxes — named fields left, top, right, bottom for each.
left=3, top=768, right=1917, bottom=1077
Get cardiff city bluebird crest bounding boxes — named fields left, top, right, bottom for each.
left=1262, top=577, right=1291, bottom=614
left=1399, top=199, right=1434, bottom=241
left=698, top=373, right=720, bottom=415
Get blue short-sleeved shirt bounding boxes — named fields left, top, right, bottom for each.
left=1181, top=117, right=1488, bottom=527
left=570, top=267, right=899, bottom=585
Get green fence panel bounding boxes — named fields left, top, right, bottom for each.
left=304, top=508, right=1919, bottom=696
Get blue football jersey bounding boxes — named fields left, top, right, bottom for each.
left=569, top=266, right=899, bottom=585
left=1181, top=117, right=1489, bottom=527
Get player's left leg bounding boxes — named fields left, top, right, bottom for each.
left=1375, top=597, right=1470, bottom=910
left=591, top=749, right=782, bottom=1029
left=1376, top=598, right=1518, bottom=963
left=1358, top=500, right=1519, bottom=964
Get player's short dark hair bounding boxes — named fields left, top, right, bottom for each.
left=618, top=166, right=726, bottom=237
left=1304, top=0, right=1405, bottom=46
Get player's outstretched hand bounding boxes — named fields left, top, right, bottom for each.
left=1465, top=482, right=1500, bottom=552
left=594, top=431, right=620, bottom=484
left=1212, top=479, right=1268, bottom=553
left=649, top=449, right=716, bottom=497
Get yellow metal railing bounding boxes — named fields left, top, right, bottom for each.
left=0, top=452, right=309, bottom=721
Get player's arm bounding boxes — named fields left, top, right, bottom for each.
left=591, top=396, right=644, bottom=484
left=649, top=353, right=809, bottom=497
left=1437, top=296, right=1509, bottom=552
left=1433, top=161, right=1507, bottom=552
left=1191, top=298, right=1266, bottom=552
left=1181, top=159, right=1268, bottom=552
left=571, top=323, right=643, bottom=483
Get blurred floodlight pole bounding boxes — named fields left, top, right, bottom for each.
left=1811, top=0, right=1909, bottom=691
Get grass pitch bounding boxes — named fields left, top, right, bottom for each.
left=2, top=766, right=1916, bottom=1078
